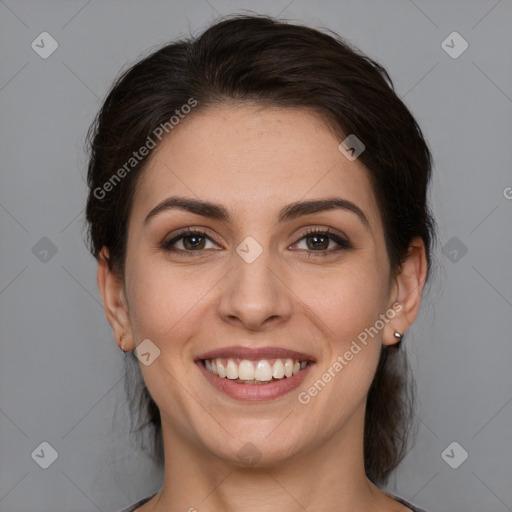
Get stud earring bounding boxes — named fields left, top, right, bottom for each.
left=119, top=335, right=128, bottom=353
left=393, top=331, right=403, bottom=341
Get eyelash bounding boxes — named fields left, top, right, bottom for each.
left=161, top=227, right=353, bottom=258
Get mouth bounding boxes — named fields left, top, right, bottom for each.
left=201, top=357, right=309, bottom=383
left=195, top=346, right=315, bottom=401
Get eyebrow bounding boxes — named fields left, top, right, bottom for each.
left=144, top=196, right=370, bottom=229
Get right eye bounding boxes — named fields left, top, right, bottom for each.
left=161, top=229, right=221, bottom=255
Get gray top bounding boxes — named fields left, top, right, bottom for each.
left=116, top=491, right=431, bottom=512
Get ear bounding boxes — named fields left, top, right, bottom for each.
left=383, top=237, right=428, bottom=346
left=97, top=247, right=135, bottom=351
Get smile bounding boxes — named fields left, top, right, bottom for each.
left=203, top=357, right=308, bottom=383
left=195, top=347, right=315, bottom=401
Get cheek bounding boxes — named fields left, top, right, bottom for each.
left=296, top=260, right=388, bottom=344
left=125, top=263, right=215, bottom=421
left=293, top=259, right=387, bottom=393
left=293, top=268, right=386, bottom=430
left=125, top=258, right=213, bottom=351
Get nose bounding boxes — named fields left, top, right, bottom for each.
left=217, top=248, right=294, bottom=332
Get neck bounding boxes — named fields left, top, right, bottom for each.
left=149, top=404, right=390, bottom=512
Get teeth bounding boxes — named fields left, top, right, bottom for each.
left=238, top=360, right=255, bottom=380
left=284, top=359, right=294, bottom=378
left=226, top=359, right=238, bottom=379
left=204, top=357, right=309, bottom=382
left=217, top=360, right=226, bottom=378
left=272, top=359, right=285, bottom=379
left=254, top=360, right=273, bottom=381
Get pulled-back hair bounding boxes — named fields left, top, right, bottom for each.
left=85, top=14, right=436, bottom=486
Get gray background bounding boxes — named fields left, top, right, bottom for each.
left=1, top=1, right=511, bottom=511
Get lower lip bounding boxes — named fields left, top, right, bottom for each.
left=196, top=361, right=314, bottom=401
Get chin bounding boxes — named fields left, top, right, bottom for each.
left=202, top=432, right=307, bottom=469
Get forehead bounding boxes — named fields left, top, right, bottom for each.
left=131, top=105, right=383, bottom=231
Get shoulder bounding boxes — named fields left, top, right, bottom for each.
left=384, top=490, right=431, bottom=512
left=115, top=493, right=156, bottom=512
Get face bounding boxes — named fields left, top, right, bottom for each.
left=109, top=105, right=406, bottom=467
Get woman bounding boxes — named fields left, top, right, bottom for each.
left=86, top=14, right=436, bottom=512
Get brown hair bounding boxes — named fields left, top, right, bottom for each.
left=85, top=14, right=436, bottom=486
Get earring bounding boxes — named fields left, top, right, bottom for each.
left=393, top=331, right=403, bottom=342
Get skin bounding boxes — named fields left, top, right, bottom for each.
left=98, top=105, right=427, bottom=512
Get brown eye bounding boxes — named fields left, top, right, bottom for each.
left=181, top=233, right=206, bottom=250
left=305, top=233, right=331, bottom=250
left=293, top=229, right=353, bottom=256
left=161, top=229, right=219, bottom=254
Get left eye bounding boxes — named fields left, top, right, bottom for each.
left=292, top=229, right=351, bottom=254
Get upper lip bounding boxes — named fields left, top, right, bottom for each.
left=196, top=346, right=316, bottom=362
